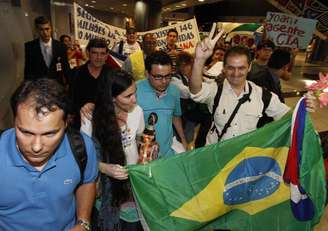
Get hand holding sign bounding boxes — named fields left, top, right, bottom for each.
left=195, top=23, right=224, bottom=61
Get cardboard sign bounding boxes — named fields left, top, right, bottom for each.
left=265, top=12, right=317, bottom=49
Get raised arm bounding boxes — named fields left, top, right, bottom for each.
left=189, top=23, right=224, bottom=94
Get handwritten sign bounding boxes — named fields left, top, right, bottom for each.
left=265, top=12, right=317, bottom=49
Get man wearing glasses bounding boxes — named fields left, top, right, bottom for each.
left=136, top=51, right=188, bottom=157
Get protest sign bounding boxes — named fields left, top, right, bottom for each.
left=139, top=18, right=200, bottom=53
left=73, top=3, right=125, bottom=48
left=266, top=0, right=328, bottom=39
left=73, top=3, right=200, bottom=53
left=265, top=12, right=317, bottom=49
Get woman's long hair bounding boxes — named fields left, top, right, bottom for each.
left=93, top=69, right=134, bottom=207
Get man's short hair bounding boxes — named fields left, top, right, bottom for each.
left=267, top=49, right=291, bottom=69
left=167, top=28, right=178, bottom=37
left=34, top=16, right=50, bottom=28
left=223, top=46, right=251, bottom=65
left=145, top=50, right=173, bottom=72
left=176, top=51, right=194, bottom=68
left=257, top=40, right=275, bottom=50
left=86, top=38, right=109, bottom=52
left=11, top=79, right=69, bottom=120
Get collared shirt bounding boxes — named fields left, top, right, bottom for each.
left=40, top=38, right=53, bottom=67
left=191, top=79, right=290, bottom=143
left=161, top=45, right=183, bottom=72
left=0, top=129, right=98, bottom=231
left=136, top=79, right=182, bottom=157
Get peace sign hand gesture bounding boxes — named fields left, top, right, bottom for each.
left=195, top=23, right=225, bottom=61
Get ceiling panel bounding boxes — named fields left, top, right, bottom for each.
left=55, top=0, right=223, bottom=17
left=74, top=0, right=135, bottom=15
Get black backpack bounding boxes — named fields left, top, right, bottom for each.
left=0, top=127, right=87, bottom=185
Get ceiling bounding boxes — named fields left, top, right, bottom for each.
left=69, top=0, right=223, bottom=17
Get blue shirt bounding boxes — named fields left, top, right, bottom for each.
left=0, top=129, right=98, bottom=231
left=136, top=79, right=181, bottom=157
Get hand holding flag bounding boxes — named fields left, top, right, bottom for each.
left=307, top=72, right=328, bottom=108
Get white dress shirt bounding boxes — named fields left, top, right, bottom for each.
left=40, top=38, right=53, bottom=67
left=190, top=79, right=290, bottom=143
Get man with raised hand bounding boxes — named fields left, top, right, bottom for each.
left=189, top=23, right=316, bottom=144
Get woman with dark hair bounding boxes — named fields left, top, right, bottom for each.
left=204, top=46, right=225, bottom=70
left=203, top=46, right=225, bottom=82
left=80, top=69, right=145, bottom=231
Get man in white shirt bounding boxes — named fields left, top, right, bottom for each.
left=189, top=24, right=316, bottom=144
left=112, top=26, right=141, bottom=57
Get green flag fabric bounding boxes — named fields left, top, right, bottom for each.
left=128, top=112, right=326, bottom=231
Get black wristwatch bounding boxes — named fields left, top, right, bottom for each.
left=77, top=219, right=91, bottom=231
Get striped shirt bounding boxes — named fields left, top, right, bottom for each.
left=162, top=45, right=183, bottom=73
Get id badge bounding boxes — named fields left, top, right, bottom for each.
left=56, top=62, right=62, bottom=71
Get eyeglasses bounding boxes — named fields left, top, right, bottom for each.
left=150, top=73, right=172, bottom=80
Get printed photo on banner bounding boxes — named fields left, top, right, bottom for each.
left=265, top=12, right=317, bottom=49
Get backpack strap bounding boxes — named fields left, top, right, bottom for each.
left=66, top=127, right=87, bottom=186
left=118, top=40, right=124, bottom=55
left=257, top=88, right=273, bottom=128
left=137, top=40, right=142, bottom=49
left=175, top=73, right=189, bottom=86
left=216, top=83, right=253, bottom=141
left=212, top=80, right=224, bottom=118
left=209, top=80, right=223, bottom=134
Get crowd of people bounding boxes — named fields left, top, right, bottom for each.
left=0, top=15, right=319, bottom=231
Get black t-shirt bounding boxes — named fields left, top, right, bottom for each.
left=69, top=62, right=110, bottom=128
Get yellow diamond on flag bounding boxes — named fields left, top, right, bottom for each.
left=170, top=147, right=290, bottom=222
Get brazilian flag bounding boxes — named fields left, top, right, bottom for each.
left=128, top=112, right=326, bottom=231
